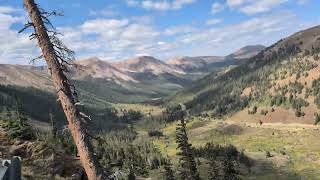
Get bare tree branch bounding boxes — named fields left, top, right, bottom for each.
left=18, top=22, right=34, bottom=33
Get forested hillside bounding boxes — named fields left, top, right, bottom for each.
left=170, top=25, right=320, bottom=121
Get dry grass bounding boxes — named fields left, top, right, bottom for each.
left=112, top=103, right=164, bottom=115
left=228, top=106, right=316, bottom=124
left=152, top=117, right=320, bottom=179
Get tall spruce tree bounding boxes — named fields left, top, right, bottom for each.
left=208, top=158, right=222, bottom=180
left=49, top=111, right=57, bottom=138
left=127, top=169, right=136, bottom=180
left=164, top=159, right=175, bottom=180
left=222, top=157, right=240, bottom=180
left=7, top=95, right=34, bottom=140
left=14, top=95, right=27, bottom=126
left=5, top=106, right=12, bottom=120
left=176, top=117, right=200, bottom=180
left=127, top=144, right=137, bottom=180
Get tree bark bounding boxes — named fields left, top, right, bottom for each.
left=23, top=0, right=106, bottom=179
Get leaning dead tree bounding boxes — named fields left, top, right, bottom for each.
left=22, top=0, right=107, bottom=179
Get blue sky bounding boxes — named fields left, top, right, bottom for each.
left=0, top=0, right=319, bottom=64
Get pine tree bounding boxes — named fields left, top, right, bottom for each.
left=176, top=117, right=200, bottom=180
left=125, top=144, right=148, bottom=178
left=49, top=112, right=57, bottom=138
left=6, top=106, right=12, bottom=120
left=14, top=95, right=27, bottom=126
left=5, top=95, right=34, bottom=140
left=126, top=144, right=137, bottom=180
left=208, top=158, right=222, bottom=180
left=222, top=157, right=240, bottom=180
left=127, top=169, right=136, bottom=180
left=164, top=159, right=175, bottom=180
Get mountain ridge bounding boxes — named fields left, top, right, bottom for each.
left=72, top=57, right=138, bottom=83
left=227, top=45, right=266, bottom=59
left=0, top=44, right=266, bottom=104
left=112, top=56, right=185, bottom=75
left=169, top=25, right=320, bottom=124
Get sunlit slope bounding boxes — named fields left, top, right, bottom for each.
left=169, top=25, right=320, bottom=123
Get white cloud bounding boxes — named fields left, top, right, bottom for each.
left=0, top=5, right=162, bottom=64
left=127, top=0, right=139, bottom=7
left=0, top=6, right=17, bottom=14
left=58, top=17, right=162, bottom=60
left=157, top=41, right=166, bottom=45
left=164, top=25, right=196, bottom=36
left=127, top=0, right=196, bottom=11
left=130, top=15, right=154, bottom=24
left=226, top=0, right=246, bottom=8
left=297, top=0, right=308, bottom=5
left=211, top=3, right=224, bottom=14
left=81, top=19, right=129, bottom=40
left=142, top=1, right=171, bottom=11
left=172, top=0, right=195, bottom=9
left=0, top=4, right=316, bottom=64
left=206, top=18, right=223, bottom=25
left=174, top=12, right=304, bottom=56
left=226, top=0, right=288, bottom=14
left=240, top=0, right=288, bottom=14
left=121, top=23, right=159, bottom=40
left=0, top=7, right=38, bottom=64
left=89, top=7, right=119, bottom=17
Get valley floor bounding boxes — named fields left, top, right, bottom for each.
left=2, top=106, right=320, bottom=179
left=151, top=117, right=320, bottom=179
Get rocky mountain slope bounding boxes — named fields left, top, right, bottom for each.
left=0, top=64, right=53, bottom=91
left=72, top=57, right=137, bottom=83
left=0, top=43, right=264, bottom=114
left=167, top=56, right=213, bottom=73
left=169, top=25, right=320, bottom=124
left=112, top=56, right=184, bottom=75
left=167, top=45, right=264, bottom=73
left=227, top=45, right=266, bottom=59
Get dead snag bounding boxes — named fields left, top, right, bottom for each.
left=22, top=0, right=107, bottom=179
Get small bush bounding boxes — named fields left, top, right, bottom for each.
left=266, top=151, right=272, bottom=158
left=260, top=109, right=268, bottom=116
left=295, top=109, right=305, bottom=117
left=3, top=119, right=34, bottom=140
left=238, top=151, right=253, bottom=167
left=148, top=130, right=164, bottom=137
left=248, top=106, right=257, bottom=114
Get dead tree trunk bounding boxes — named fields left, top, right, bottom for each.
left=23, top=0, right=106, bottom=179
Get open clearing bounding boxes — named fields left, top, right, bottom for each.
left=152, top=118, right=320, bottom=179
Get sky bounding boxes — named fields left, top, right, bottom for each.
left=0, top=0, right=319, bottom=64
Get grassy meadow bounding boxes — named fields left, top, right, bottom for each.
left=141, top=116, right=320, bottom=179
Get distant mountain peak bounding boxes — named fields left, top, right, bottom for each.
left=167, top=56, right=204, bottom=64
left=112, top=56, right=185, bottom=75
left=229, top=44, right=266, bottom=59
left=73, top=57, right=138, bottom=82
left=76, top=57, right=105, bottom=65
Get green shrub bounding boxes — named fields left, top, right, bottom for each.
left=148, top=130, right=164, bottom=137
left=3, top=119, right=34, bottom=140
left=266, top=151, right=272, bottom=158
